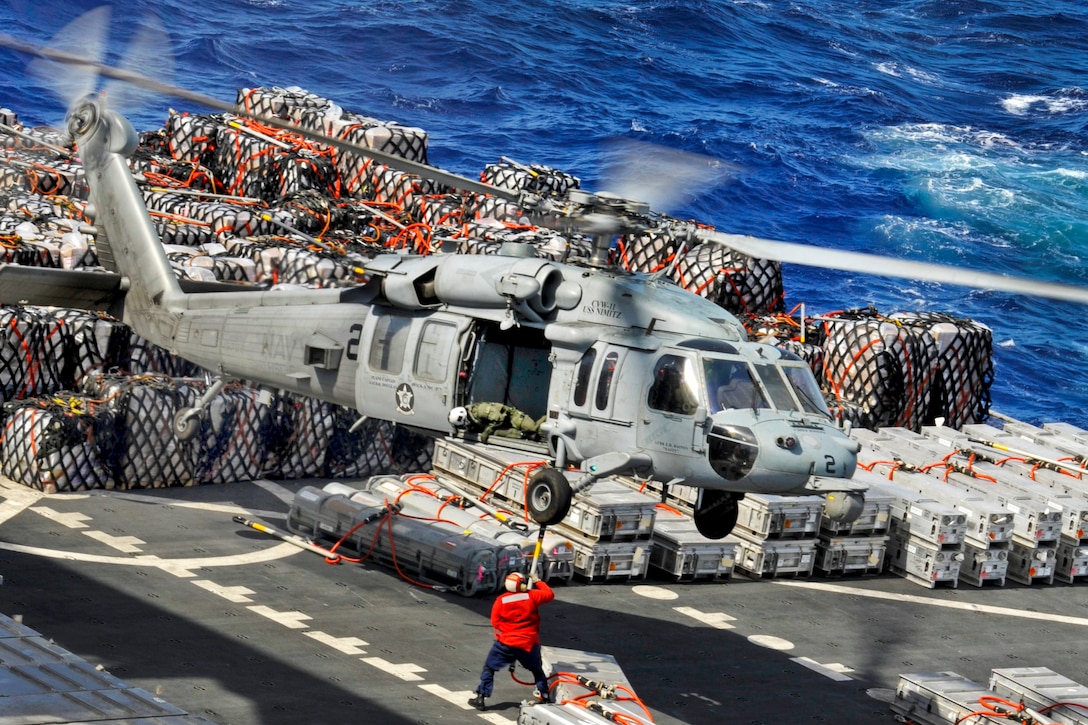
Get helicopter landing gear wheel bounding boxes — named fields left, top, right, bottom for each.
left=526, top=468, right=572, bottom=525
left=172, top=407, right=200, bottom=441
left=693, top=489, right=742, bottom=540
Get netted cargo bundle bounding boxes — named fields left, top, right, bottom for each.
left=324, top=415, right=435, bottom=479
left=50, top=308, right=132, bottom=388
left=78, top=373, right=203, bottom=488
left=4, top=192, right=88, bottom=224
left=890, top=311, right=993, bottom=429
left=213, top=125, right=281, bottom=200
left=408, top=193, right=469, bottom=232
left=745, top=311, right=826, bottom=378
left=3, top=154, right=89, bottom=199
left=0, top=397, right=115, bottom=492
left=369, top=164, right=425, bottom=214
left=480, top=159, right=580, bottom=199
left=236, top=86, right=337, bottom=124
left=618, top=228, right=678, bottom=274
left=275, top=245, right=359, bottom=287
left=328, top=110, right=429, bottom=163
left=165, top=111, right=225, bottom=168
left=130, top=146, right=217, bottom=193
left=165, top=246, right=257, bottom=284
left=669, top=241, right=784, bottom=316
left=194, top=384, right=272, bottom=484
left=0, top=305, right=68, bottom=404
left=472, top=195, right=526, bottom=224
left=263, top=391, right=337, bottom=479
left=0, top=164, right=27, bottom=193
left=265, top=147, right=340, bottom=200
left=819, top=309, right=940, bottom=431
left=142, top=189, right=246, bottom=246
left=0, top=233, right=61, bottom=268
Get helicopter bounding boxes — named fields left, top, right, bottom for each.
left=2, top=35, right=1088, bottom=541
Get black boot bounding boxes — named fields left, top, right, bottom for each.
left=468, top=694, right=486, bottom=710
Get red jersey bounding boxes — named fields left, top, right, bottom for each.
left=490, top=580, right=554, bottom=651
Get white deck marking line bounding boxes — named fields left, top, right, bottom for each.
left=246, top=605, right=312, bottom=629
left=361, top=657, right=427, bottom=681
left=674, top=606, right=736, bottom=629
left=478, top=712, right=517, bottom=724
left=190, top=580, right=256, bottom=604
left=304, top=631, right=368, bottom=655
left=791, top=656, right=854, bottom=682
left=0, top=483, right=42, bottom=525
left=417, top=683, right=475, bottom=709
left=0, top=540, right=302, bottom=569
left=775, top=580, right=1088, bottom=626
left=251, top=479, right=298, bottom=506
left=82, top=531, right=144, bottom=553
left=30, top=506, right=91, bottom=529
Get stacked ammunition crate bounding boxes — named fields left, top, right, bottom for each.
left=646, top=504, right=738, bottom=581
left=859, top=427, right=1060, bottom=585
left=958, top=421, right=1088, bottom=583
left=857, top=472, right=968, bottom=588
left=725, top=493, right=823, bottom=579
left=431, top=438, right=656, bottom=581
left=813, top=474, right=892, bottom=576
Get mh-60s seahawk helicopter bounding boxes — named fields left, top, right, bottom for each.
left=3, top=32, right=1088, bottom=540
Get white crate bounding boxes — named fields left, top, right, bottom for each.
left=958, top=540, right=1008, bottom=587
left=570, top=539, right=649, bottom=581
left=649, top=515, right=737, bottom=580
left=884, top=528, right=962, bottom=589
left=736, top=493, right=823, bottom=539
left=727, top=533, right=816, bottom=579
left=814, top=535, right=886, bottom=576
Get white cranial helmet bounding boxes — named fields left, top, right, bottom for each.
left=504, top=572, right=526, bottom=593
left=448, top=406, right=470, bottom=428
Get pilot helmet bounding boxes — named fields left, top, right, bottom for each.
left=504, top=572, right=527, bottom=593
left=448, top=406, right=471, bottom=428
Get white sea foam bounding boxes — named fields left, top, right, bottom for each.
left=1002, top=90, right=1088, bottom=116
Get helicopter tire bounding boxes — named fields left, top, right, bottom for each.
left=693, top=489, right=741, bottom=540
left=173, top=408, right=200, bottom=441
left=526, top=468, right=572, bottom=525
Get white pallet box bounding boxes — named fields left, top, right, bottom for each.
left=1007, top=539, right=1056, bottom=586
left=814, top=534, right=886, bottom=576
left=519, top=703, right=614, bottom=725
left=892, top=672, right=1017, bottom=725
left=736, top=492, right=823, bottom=539
left=570, top=537, right=649, bottom=582
left=856, top=431, right=1015, bottom=547
left=1056, top=540, right=1088, bottom=583
left=872, top=427, right=1064, bottom=546
left=649, top=513, right=737, bottom=580
left=864, top=477, right=967, bottom=548
left=884, top=526, right=962, bottom=589
left=727, top=532, right=817, bottom=579
left=432, top=438, right=657, bottom=542
left=959, top=540, right=1008, bottom=587
left=989, top=667, right=1088, bottom=725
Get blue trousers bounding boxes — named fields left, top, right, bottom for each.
left=475, top=640, right=550, bottom=701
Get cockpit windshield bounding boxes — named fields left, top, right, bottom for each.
left=703, top=358, right=769, bottom=413
left=701, top=356, right=831, bottom=418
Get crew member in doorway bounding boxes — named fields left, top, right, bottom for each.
left=468, top=571, right=555, bottom=710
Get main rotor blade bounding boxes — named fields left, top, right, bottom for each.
left=701, top=229, right=1088, bottom=306
left=600, top=138, right=738, bottom=212
left=0, top=32, right=519, bottom=204
left=26, top=6, right=110, bottom=108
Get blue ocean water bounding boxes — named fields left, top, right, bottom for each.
left=1, top=0, right=1085, bottom=427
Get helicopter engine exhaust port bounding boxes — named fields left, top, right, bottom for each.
left=822, top=491, right=865, bottom=524
left=525, top=468, right=572, bottom=526
left=693, top=489, right=743, bottom=540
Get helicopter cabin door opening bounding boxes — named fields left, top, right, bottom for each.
left=456, top=322, right=553, bottom=446
left=355, top=308, right=469, bottom=428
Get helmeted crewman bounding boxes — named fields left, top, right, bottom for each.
left=468, top=571, right=555, bottom=710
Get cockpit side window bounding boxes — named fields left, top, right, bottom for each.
left=369, top=313, right=412, bottom=374
left=703, top=358, right=768, bottom=413
left=648, top=354, right=699, bottom=415
left=573, top=348, right=596, bottom=407
left=782, top=363, right=832, bottom=417
left=595, top=351, right=619, bottom=411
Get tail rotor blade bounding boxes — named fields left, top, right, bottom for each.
left=26, top=6, right=111, bottom=107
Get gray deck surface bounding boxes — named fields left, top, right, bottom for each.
left=0, top=476, right=1084, bottom=724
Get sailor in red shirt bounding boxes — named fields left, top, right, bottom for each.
left=468, top=571, right=555, bottom=710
